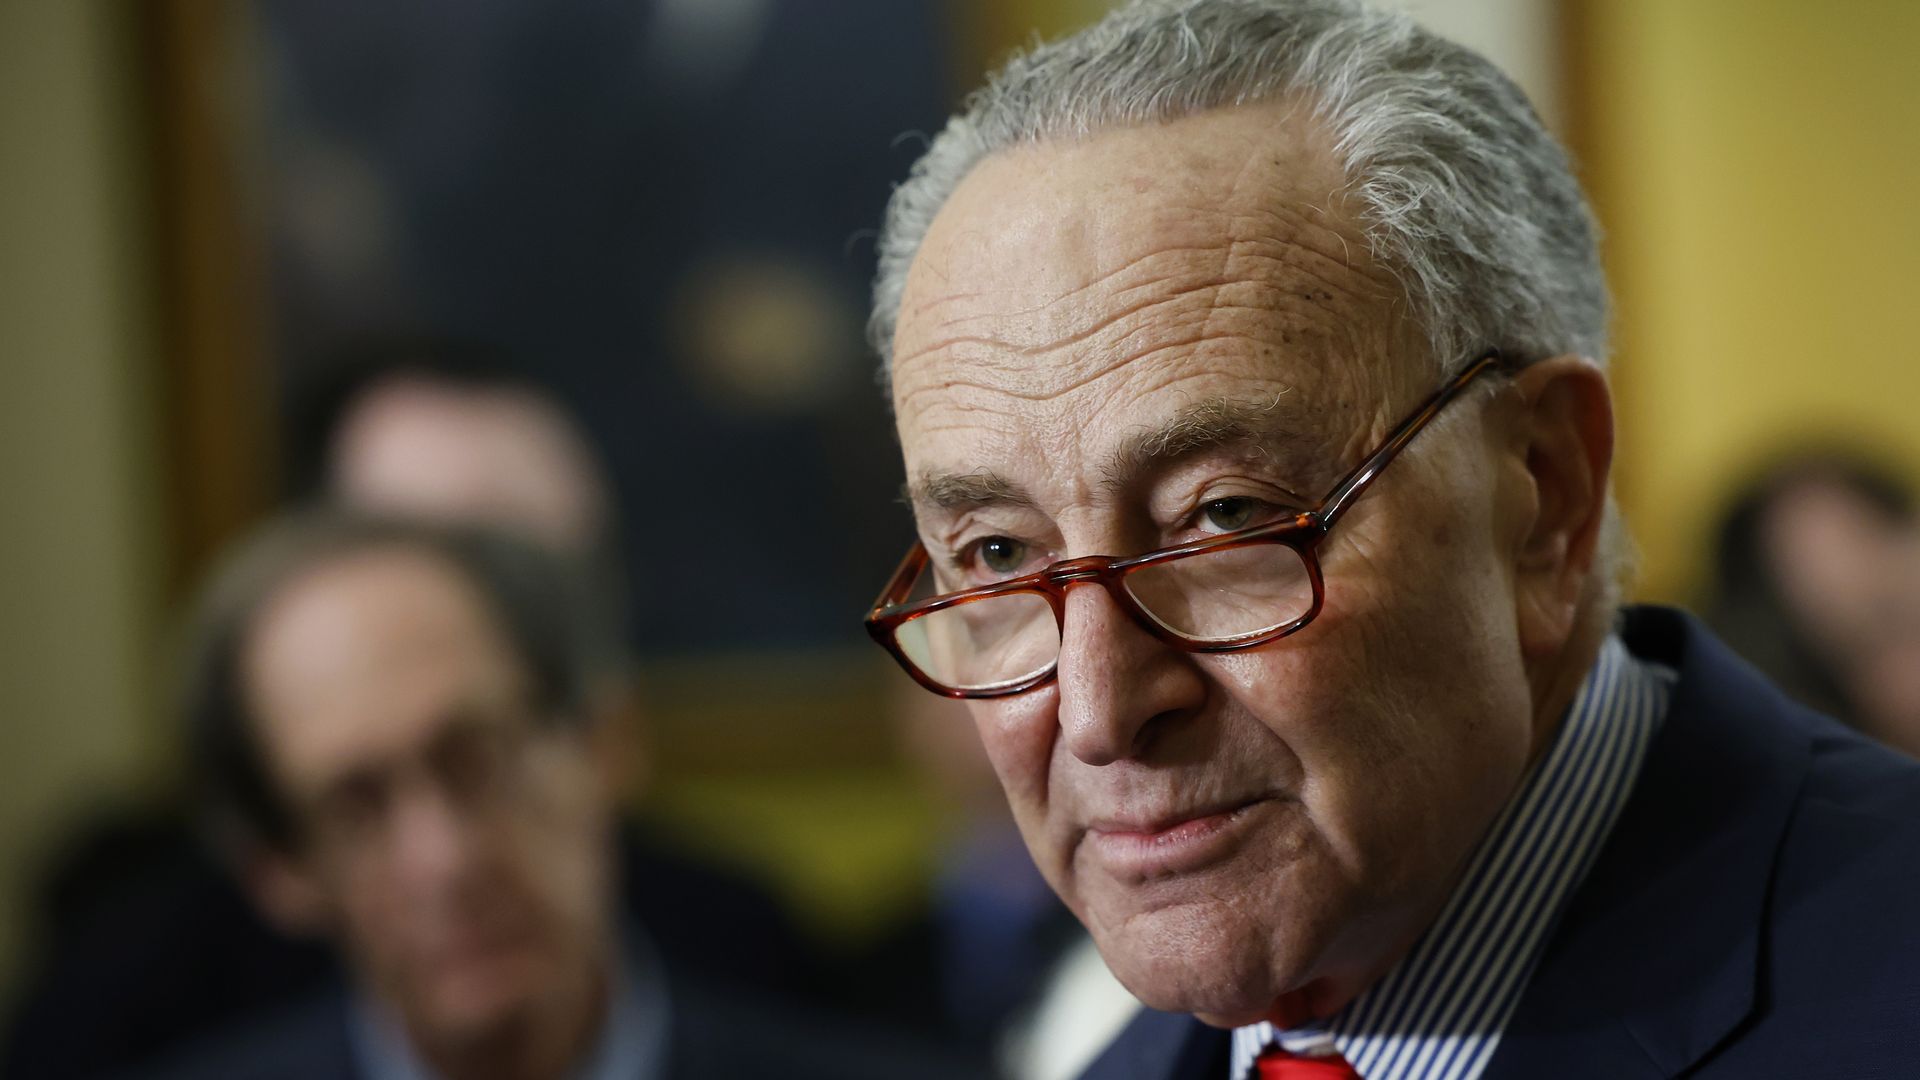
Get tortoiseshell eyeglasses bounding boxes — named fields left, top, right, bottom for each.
left=866, top=351, right=1504, bottom=699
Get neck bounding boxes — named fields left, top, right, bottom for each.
left=1527, top=604, right=1612, bottom=764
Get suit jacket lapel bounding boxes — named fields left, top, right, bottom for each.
left=1077, top=1007, right=1227, bottom=1080
left=1483, top=608, right=1810, bottom=1080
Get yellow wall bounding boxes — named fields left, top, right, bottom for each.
left=1584, top=0, right=1920, bottom=601
left=0, top=0, right=166, bottom=991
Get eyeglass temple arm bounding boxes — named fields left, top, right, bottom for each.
left=869, top=542, right=930, bottom=615
left=1314, top=351, right=1502, bottom=528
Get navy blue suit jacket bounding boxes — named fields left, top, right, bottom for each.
left=1081, top=607, right=1920, bottom=1080
left=133, top=977, right=983, bottom=1080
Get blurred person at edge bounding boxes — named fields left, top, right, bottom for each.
left=861, top=2, right=1920, bottom=1078
left=142, top=512, right=972, bottom=1080
left=1705, top=451, right=1920, bottom=757
left=289, top=339, right=612, bottom=558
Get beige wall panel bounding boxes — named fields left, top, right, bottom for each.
left=0, top=0, right=164, bottom=992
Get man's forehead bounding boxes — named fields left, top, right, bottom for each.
left=895, top=105, right=1375, bottom=340
left=243, top=549, right=515, bottom=781
left=889, top=101, right=1424, bottom=524
left=891, top=110, right=1407, bottom=412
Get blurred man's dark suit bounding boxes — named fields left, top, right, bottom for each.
left=129, top=973, right=977, bottom=1080
left=1082, top=607, right=1920, bottom=1080
left=3, top=826, right=835, bottom=1080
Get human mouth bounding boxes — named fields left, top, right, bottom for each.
left=429, top=917, right=540, bottom=972
left=1083, top=796, right=1277, bottom=880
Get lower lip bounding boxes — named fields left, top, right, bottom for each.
left=1085, top=799, right=1273, bottom=880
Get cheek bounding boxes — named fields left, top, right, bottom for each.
left=316, top=850, right=400, bottom=927
left=1205, top=635, right=1377, bottom=807
left=512, top=766, right=613, bottom=919
left=1213, top=540, right=1530, bottom=877
left=319, top=866, right=418, bottom=988
left=968, top=692, right=1060, bottom=834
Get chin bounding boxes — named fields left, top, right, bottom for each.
left=1090, top=893, right=1314, bottom=1026
left=428, top=986, right=531, bottom=1044
left=421, top=950, right=551, bottom=1041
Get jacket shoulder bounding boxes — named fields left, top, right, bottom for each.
left=125, top=990, right=357, bottom=1080
left=1692, top=725, right=1920, bottom=1073
left=1621, top=607, right=1920, bottom=1073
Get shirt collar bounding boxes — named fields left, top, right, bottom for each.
left=1231, top=634, right=1676, bottom=1080
left=348, top=926, right=672, bottom=1080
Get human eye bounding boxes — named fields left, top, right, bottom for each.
left=312, top=773, right=388, bottom=842
left=1194, top=496, right=1284, bottom=536
left=949, top=534, right=1042, bottom=585
left=433, top=720, right=519, bottom=802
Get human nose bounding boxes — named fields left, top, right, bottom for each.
left=1053, top=580, right=1207, bottom=765
left=384, top=779, right=482, bottom=896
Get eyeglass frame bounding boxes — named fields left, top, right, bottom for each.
left=865, top=349, right=1507, bottom=699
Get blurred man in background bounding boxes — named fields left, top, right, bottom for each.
left=3, top=344, right=816, bottom=1077
left=149, top=512, right=962, bottom=1080
left=1705, top=451, right=1920, bottom=757
left=287, top=341, right=641, bottom=781
left=288, top=339, right=615, bottom=559
left=160, top=514, right=639, bottom=1078
left=289, top=341, right=835, bottom=990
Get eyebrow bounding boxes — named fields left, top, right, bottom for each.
left=905, top=394, right=1334, bottom=519
left=1104, top=393, right=1328, bottom=492
left=906, top=469, right=1038, bottom=516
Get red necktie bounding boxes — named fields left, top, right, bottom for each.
left=1255, top=1045, right=1363, bottom=1079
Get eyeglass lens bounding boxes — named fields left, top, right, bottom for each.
left=894, top=543, right=1315, bottom=692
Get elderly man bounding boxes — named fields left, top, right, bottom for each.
left=864, top=2, right=1920, bottom=1077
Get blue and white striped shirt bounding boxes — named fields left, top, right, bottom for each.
left=1230, top=635, right=1674, bottom=1080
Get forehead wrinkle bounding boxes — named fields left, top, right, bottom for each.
left=898, top=186, right=1331, bottom=353
left=896, top=239, right=1394, bottom=417
left=912, top=209, right=1382, bottom=363
left=898, top=276, right=1328, bottom=421
left=901, top=325, right=1263, bottom=420
left=893, top=303, right=1244, bottom=417
left=893, top=240, right=1243, bottom=371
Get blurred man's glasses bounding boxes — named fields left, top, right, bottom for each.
left=866, top=351, right=1503, bottom=699
left=297, top=710, right=558, bottom=861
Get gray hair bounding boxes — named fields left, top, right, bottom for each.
left=869, top=0, right=1608, bottom=378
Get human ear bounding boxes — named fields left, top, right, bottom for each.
left=1502, top=356, right=1614, bottom=659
